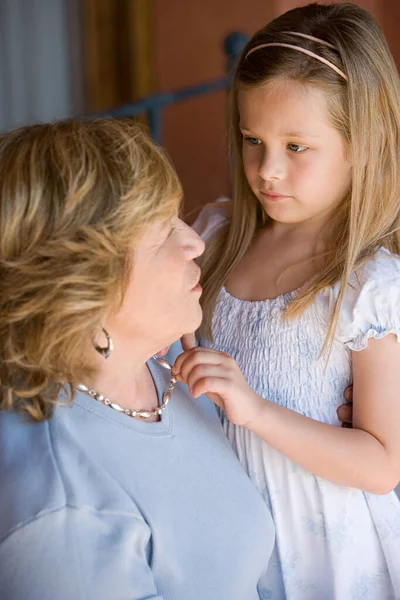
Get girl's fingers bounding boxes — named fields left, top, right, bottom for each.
left=174, top=347, right=226, bottom=380
left=337, top=403, right=353, bottom=424
left=181, top=333, right=196, bottom=351
left=186, top=364, right=229, bottom=395
left=191, top=375, right=232, bottom=399
left=344, top=386, right=353, bottom=402
left=179, top=352, right=225, bottom=386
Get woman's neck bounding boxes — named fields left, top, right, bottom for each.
left=83, top=336, right=160, bottom=416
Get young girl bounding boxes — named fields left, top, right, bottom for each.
left=175, top=3, right=400, bottom=598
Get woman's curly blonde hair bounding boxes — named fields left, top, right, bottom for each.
left=0, top=118, right=182, bottom=421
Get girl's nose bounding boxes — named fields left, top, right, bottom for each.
left=258, top=150, right=285, bottom=181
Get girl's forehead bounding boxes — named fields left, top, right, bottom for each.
left=238, top=81, right=333, bottom=135
left=239, top=78, right=328, bottom=110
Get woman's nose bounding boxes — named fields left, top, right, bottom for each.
left=184, top=224, right=205, bottom=260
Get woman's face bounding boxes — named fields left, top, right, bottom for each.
left=110, top=216, right=205, bottom=355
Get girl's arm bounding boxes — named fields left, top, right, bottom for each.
left=174, top=335, right=400, bottom=494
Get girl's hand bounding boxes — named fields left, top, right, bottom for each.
left=174, top=347, right=264, bottom=427
left=176, top=344, right=355, bottom=426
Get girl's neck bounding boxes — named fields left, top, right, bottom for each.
left=265, top=215, right=328, bottom=250
left=225, top=218, right=327, bottom=302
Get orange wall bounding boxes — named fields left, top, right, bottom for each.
left=153, top=0, right=400, bottom=219
left=154, top=0, right=276, bottom=220
left=380, top=0, right=400, bottom=67
left=278, top=0, right=379, bottom=14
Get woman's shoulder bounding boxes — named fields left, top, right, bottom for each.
left=0, top=408, right=67, bottom=542
left=191, top=197, right=232, bottom=243
left=0, top=401, right=145, bottom=544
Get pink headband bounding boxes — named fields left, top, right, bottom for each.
left=245, top=31, right=347, bottom=81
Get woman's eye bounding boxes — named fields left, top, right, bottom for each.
left=288, top=143, right=308, bottom=153
left=244, top=136, right=262, bottom=146
left=167, top=225, right=176, bottom=239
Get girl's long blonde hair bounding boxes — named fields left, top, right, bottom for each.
left=200, top=2, right=400, bottom=352
left=0, top=118, right=182, bottom=421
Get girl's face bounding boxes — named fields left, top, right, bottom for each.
left=239, top=78, right=352, bottom=228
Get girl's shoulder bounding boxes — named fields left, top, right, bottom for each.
left=191, top=198, right=232, bottom=243
left=355, top=247, right=400, bottom=284
left=318, top=248, right=400, bottom=350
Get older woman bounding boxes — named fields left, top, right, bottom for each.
left=0, top=119, right=275, bottom=600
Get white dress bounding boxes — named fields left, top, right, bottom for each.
left=194, top=202, right=400, bottom=600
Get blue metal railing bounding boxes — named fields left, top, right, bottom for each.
left=99, top=32, right=249, bottom=144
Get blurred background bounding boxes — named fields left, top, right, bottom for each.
left=0, top=0, right=398, bottom=218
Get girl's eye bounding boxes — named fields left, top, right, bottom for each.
left=244, top=136, right=262, bottom=146
left=288, top=143, right=308, bottom=153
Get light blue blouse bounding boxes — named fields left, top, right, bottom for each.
left=0, top=352, right=275, bottom=599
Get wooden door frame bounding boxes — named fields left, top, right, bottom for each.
left=82, top=0, right=154, bottom=114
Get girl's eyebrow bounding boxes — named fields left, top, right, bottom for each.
left=281, top=130, right=321, bottom=138
left=240, top=125, right=321, bottom=138
left=239, top=126, right=257, bottom=133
